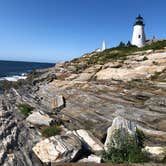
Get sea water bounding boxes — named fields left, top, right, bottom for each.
left=0, top=60, right=54, bottom=81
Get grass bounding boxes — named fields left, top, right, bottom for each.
left=41, top=125, right=61, bottom=137
left=72, top=40, right=166, bottom=68
left=141, top=40, right=166, bottom=51
left=17, top=103, right=33, bottom=116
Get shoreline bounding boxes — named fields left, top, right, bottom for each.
left=0, top=75, right=27, bottom=82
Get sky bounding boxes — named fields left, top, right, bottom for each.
left=0, top=0, right=165, bottom=63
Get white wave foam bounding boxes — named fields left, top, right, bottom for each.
left=0, top=75, right=27, bottom=82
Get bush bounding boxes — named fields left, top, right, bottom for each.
left=103, top=128, right=149, bottom=164
left=152, top=61, right=159, bottom=65
left=17, top=103, right=33, bottom=116
left=136, top=128, right=145, bottom=148
left=41, top=125, right=61, bottom=137
left=140, top=40, right=166, bottom=51
left=150, top=71, right=162, bottom=80
left=70, top=40, right=166, bottom=69
left=142, top=56, right=148, bottom=61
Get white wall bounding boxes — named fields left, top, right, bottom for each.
left=132, top=25, right=146, bottom=48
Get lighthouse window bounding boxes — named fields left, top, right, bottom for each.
left=138, top=35, right=141, bottom=38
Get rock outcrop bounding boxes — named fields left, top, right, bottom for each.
left=95, top=52, right=166, bottom=81
left=0, top=48, right=166, bottom=165
left=0, top=95, right=42, bottom=166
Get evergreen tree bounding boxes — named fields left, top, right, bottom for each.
left=127, top=41, right=132, bottom=47
left=119, top=41, right=126, bottom=47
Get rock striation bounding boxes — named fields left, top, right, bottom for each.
left=0, top=94, right=42, bottom=166
left=0, top=48, right=166, bottom=165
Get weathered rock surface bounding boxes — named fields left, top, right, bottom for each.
left=33, top=132, right=82, bottom=163
left=26, top=111, right=53, bottom=126
left=0, top=94, right=42, bottom=166
left=95, top=52, right=166, bottom=81
left=40, top=93, right=64, bottom=112
left=104, top=116, right=136, bottom=149
left=0, top=49, right=166, bottom=165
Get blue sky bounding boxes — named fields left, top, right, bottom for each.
left=0, top=0, right=165, bottom=62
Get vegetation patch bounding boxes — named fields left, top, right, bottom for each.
left=41, top=125, right=61, bottom=137
left=151, top=71, right=163, bottom=80
left=152, top=61, right=159, bottom=65
left=162, top=148, right=166, bottom=163
left=141, top=40, right=166, bottom=51
left=17, top=103, right=33, bottom=116
left=71, top=40, right=166, bottom=68
left=142, top=56, right=148, bottom=61
left=103, top=128, right=149, bottom=164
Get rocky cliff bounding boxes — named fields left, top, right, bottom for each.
left=0, top=44, right=166, bottom=165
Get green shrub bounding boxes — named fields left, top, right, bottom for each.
left=152, top=61, right=159, bottom=65
left=142, top=56, right=148, bottom=61
left=103, top=128, right=149, bottom=164
left=151, top=71, right=162, bottom=80
left=71, top=40, right=166, bottom=68
left=41, top=125, right=61, bottom=137
left=17, top=103, right=33, bottom=116
left=136, top=128, right=145, bottom=148
left=140, top=40, right=166, bottom=51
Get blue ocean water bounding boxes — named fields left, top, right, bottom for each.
left=0, top=60, right=54, bottom=78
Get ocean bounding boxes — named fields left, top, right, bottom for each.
left=0, top=60, right=54, bottom=81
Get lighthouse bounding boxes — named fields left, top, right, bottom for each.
left=131, top=15, right=146, bottom=48
left=101, top=40, right=106, bottom=51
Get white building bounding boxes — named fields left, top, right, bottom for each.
left=131, top=15, right=146, bottom=48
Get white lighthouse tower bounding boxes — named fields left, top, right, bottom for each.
left=102, top=40, right=106, bottom=51
left=132, top=15, right=146, bottom=48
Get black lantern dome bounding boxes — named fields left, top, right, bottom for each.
left=134, top=14, right=145, bottom=26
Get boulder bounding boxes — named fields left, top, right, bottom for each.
left=104, top=116, right=136, bottom=149
left=145, top=146, right=166, bottom=160
left=79, top=154, right=102, bottom=163
left=26, top=111, right=53, bottom=126
left=32, top=132, right=82, bottom=163
left=74, top=129, right=104, bottom=153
